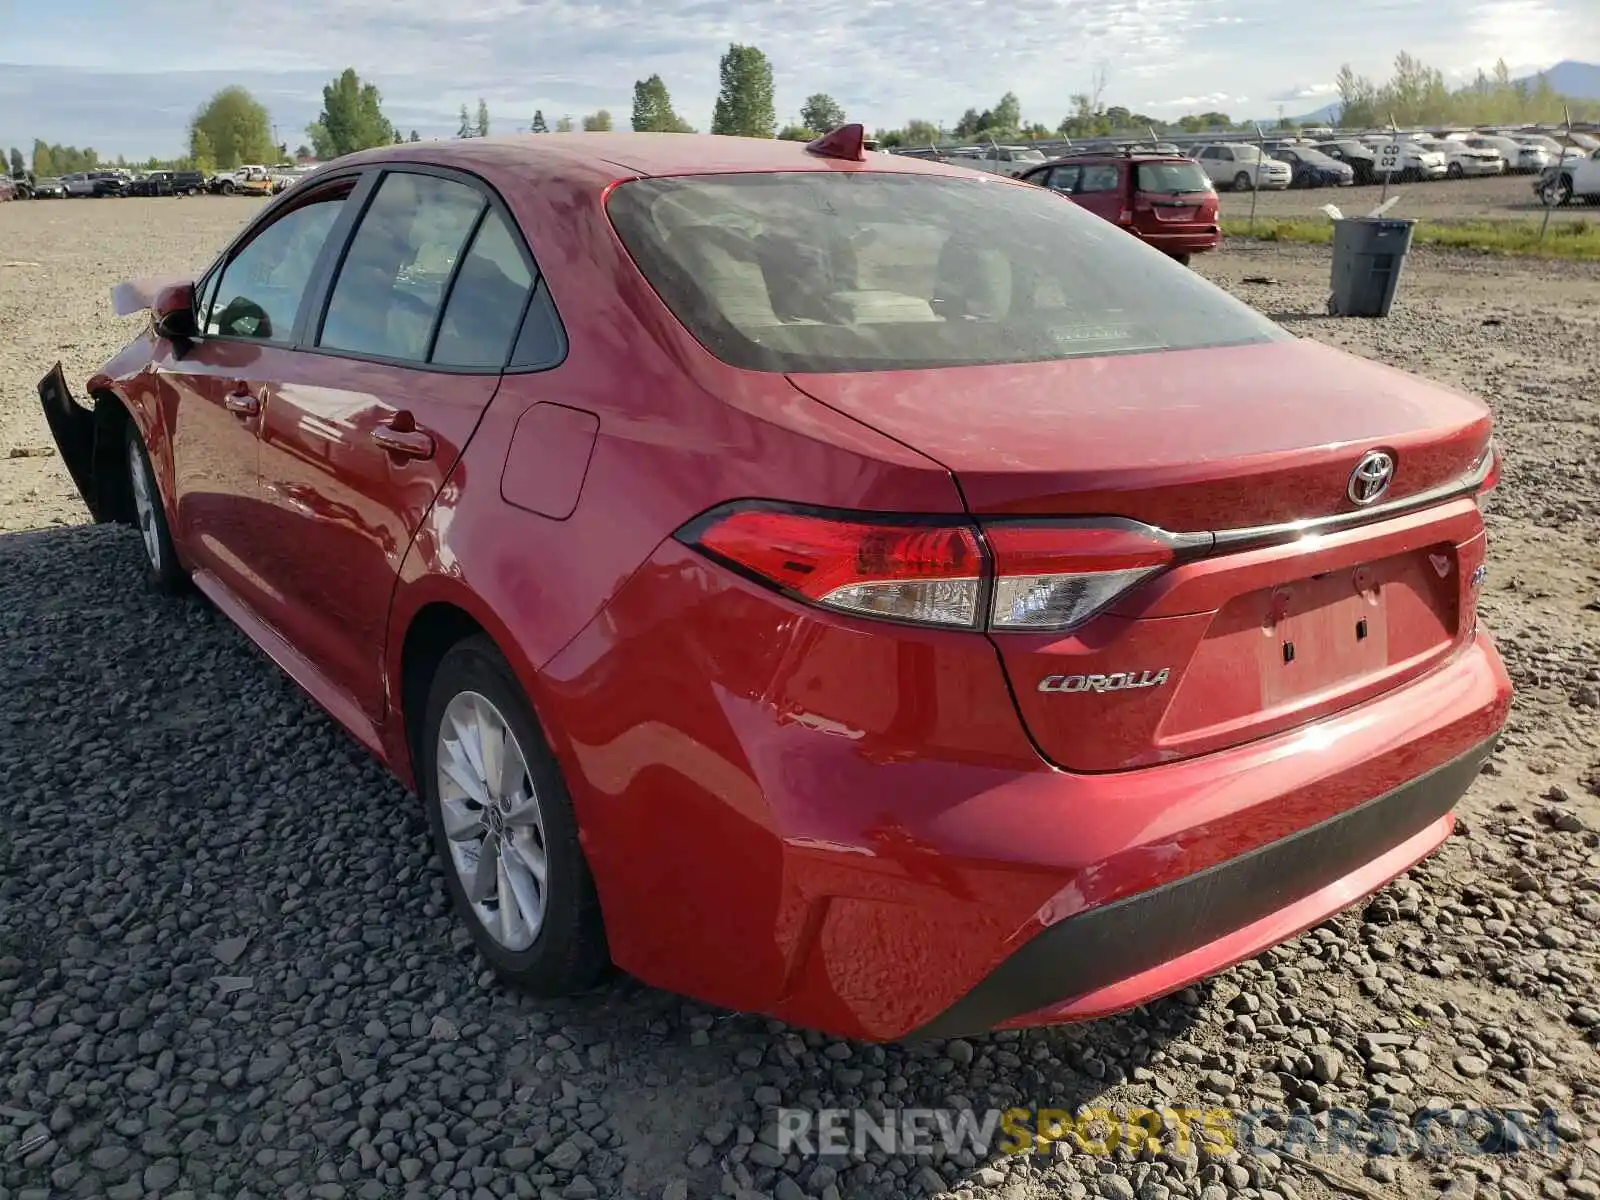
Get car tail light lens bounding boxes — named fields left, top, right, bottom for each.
left=680, top=507, right=1186, bottom=633
left=686, top=508, right=985, bottom=628
left=984, top=522, right=1176, bottom=631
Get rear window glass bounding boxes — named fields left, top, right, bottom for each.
left=1136, top=162, right=1211, bottom=194
left=608, top=172, right=1283, bottom=374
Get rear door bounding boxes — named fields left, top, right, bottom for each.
left=1072, top=162, right=1125, bottom=224
left=251, top=166, right=545, bottom=722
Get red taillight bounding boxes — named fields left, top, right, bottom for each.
left=984, top=521, right=1177, bottom=631
left=681, top=506, right=1191, bottom=633
left=688, top=508, right=985, bottom=628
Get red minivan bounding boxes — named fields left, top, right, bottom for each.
left=1021, top=151, right=1221, bottom=263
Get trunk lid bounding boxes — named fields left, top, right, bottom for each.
left=788, top=338, right=1489, bottom=530
left=1131, top=161, right=1218, bottom=233
left=789, top=339, right=1493, bottom=772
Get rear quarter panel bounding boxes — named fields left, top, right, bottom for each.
left=383, top=164, right=964, bottom=781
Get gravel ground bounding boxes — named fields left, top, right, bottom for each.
left=2, top=198, right=1600, bottom=1200
left=1215, top=172, right=1574, bottom=223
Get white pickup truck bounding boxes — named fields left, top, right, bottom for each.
left=1539, top=147, right=1600, bottom=206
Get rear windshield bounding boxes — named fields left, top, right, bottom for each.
left=607, top=172, right=1283, bottom=374
left=1136, top=162, right=1211, bottom=193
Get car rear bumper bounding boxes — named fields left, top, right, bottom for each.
left=549, top=537, right=1511, bottom=1041
left=1140, top=227, right=1221, bottom=255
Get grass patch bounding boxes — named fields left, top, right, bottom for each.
left=1222, top=216, right=1600, bottom=260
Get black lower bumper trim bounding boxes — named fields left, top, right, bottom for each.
left=37, top=361, right=111, bottom=522
left=914, top=737, right=1496, bottom=1038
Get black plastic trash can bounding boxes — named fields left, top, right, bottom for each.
left=1328, top=217, right=1415, bottom=317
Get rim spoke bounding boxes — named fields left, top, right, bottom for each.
left=453, top=706, right=488, bottom=785
left=501, top=849, right=542, bottom=937
left=502, top=794, right=541, bottom=828
left=508, top=831, right=548, bottom=888
left=440, top=736, right=491, bottom=807
left=466, top=833, right=499, bottom=903
left=498, top=858, right=532, bottom=946
left=440, top=797, right=482, bottom=842
left=478, top=709, right=507, bottom=800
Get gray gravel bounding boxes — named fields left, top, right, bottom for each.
left=2, top=208, right=1599, bottom=1200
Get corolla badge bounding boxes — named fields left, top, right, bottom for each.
left=1038, top=669, right=1172, bottom=694
left=1347, top=450, right=1395, bottom=505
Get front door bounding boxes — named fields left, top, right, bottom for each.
left=157, top=181, right=356, bottom=606
left=252, top=168, right=540, bottom=722
left=1072, top=162, right=1127, bottom=224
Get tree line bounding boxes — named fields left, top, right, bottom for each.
left=13, top=46, right=1594, bottom=180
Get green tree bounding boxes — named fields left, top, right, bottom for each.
left=476, top=98, right=490, bottom=137
left=799, top=93, right=845, bottom=133
left=408, top=130, right=421, bottom=143
left=777, top=124, right=816, bottom=141
left=7, top=147, right=22, bottom=178
left=632, top=75, right=693, bottom=132
left=531, top=110, right=549, bottom=133
left=457, top=105, right=474, bottom=138
left=711, top=43, right=776, bottom=137
left=31, top=140, right=53, bottom=176
left=189, top=127, right=217, bottom=175
left=305, top=69, right=395, bottom=159
left=990, top=91, right=1022, bottom=134
left=293, top=143, right=312, bottom=159
left=188, top=86, right=274, bottom=171
left=902, top=118, right=941, bottom=147
left=555, top=115, right=574, bottom=133
left=581, top=110, right=613, bottom=132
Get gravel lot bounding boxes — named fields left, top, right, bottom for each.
left=2, top=197, right=1599, bottom=1200
left=1215, top=172, right=1575, bottom=223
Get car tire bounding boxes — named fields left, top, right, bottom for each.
left=1447, top=163, right=1463, bottom=179
left=1171, top=253, right=1192, bottom=267
left=419, top=635, right=610, bottom=996
left=1556, top=176, right=1574, bottom=207
left=123, top=421, right=186, bottom=594
left=1232, top=172, right=1252, bottom=192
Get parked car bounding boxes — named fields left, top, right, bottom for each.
left=1193, top=144, right=1292, bottom=191
left=37, top=129, right=1510, bottom=1042
left=947, top=144, right=1049, bottom=178
left=1269, top=146, right=1355, bottom=188
left=125, top=172, right=176, bottom=197
left=1468, top=134, right=1550, bottom=174
left=1314, top=140, right=1380, bottom=185
left=1018, top=151, right=1220, bottom=263
left=1369, top=139, right=1447, bottom=182
left=31, top=176, right=67, bottom=198
left=1412, top=138, right=1503, bottom=178
left=1536, top=146, right=1600, bottom=206
left=211, top=165, right=275, bottom=195
left=0, top=176, right=13, bottom=202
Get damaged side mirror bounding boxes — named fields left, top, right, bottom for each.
left=152, top=282, right=200, bottom=343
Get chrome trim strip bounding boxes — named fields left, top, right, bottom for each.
left=1206, top=449, right=1494, bottom=553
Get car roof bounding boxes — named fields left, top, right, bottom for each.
left=1037, top=151, right=1194, bottom=166
left=318, top=133, right=969, bottom=187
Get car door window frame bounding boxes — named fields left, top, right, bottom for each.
left=301, top=163, right=566, bottom=376
left=191, top=171, right=372, bottom=348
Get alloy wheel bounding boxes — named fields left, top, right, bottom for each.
left=127, top=436, right=162, bottom=572
left=435, top=690, right=549, bottom=951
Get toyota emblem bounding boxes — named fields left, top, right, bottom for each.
left=1347, top=450, right=1395, bottom=505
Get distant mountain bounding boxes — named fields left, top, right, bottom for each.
left=1516, top=61, right=1600, bottom=100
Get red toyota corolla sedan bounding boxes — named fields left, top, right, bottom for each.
left=39, top=127, right=1510, bottom=1041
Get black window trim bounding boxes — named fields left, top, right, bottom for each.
left=188, top=161, right=566, bottom=377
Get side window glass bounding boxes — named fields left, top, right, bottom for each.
left=207, top=193, right=348, bottom=341
left=431, top=209, right=534, bottom=368
left=320, top=172, right=486, bottom=363
left=194, top=266, right=223, bottom=333
left=1078, top=165, right=1120, bottom=194
left=1046, top=165, right=1080, bottom=192
left=509, top=279, right=566, bottom=370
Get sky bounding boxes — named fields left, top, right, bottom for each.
left=1, top=0, right=1595, bottom=161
